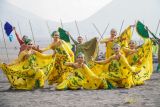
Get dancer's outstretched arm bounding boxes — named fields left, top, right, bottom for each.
left=13, top=27, right=24, bottom=45
left=94, top=55, right=115, bottom=64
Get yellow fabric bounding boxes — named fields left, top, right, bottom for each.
left=117, top=26, right=132, bottom=47
left=45, top=40, right=74, bottom=85
left=122, top=39, right=153, bottom=85
left=91, top=54, right=134, bottom=89
left=132, top=39, right=153, bottom=85
left=56, top=64, right=108, bottom=90
left=0, top=50, right=54, bottom=90
left=101, top=26, right=132, bottom=58
left=103, top=54, right=134, bottom=88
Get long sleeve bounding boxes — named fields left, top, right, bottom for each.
left=41, top=45, right=52, bottom=52
left=15, top=32, right=24, bottom=45
left=100, top=38, right=108, bottom=43
left=120, top=55, right=135, bottom=73
left=62, top=40, right=75, bottom=62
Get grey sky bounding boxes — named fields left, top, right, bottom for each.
left=7, top=0, right=112, bottom=22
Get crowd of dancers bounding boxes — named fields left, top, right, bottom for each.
left=0, top=21, right=156, bottom=90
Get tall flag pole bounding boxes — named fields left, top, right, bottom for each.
left=92, top=23, right=102, bottom=37
left=131, top=20, right=138, bottom=44
left=131, top=20, right=137, bottom=36
left=101, top=23, right=110, bottom=39
left=60, top=19, right=64, bottom=29
left=119, top=19, right=125, bottom=35
left=0, top=20, right=9, bottom=62
left=75, top=20, right=81, bottom=36
left=17, top=21, right=22, bottom=37
left=75, top=20, right=87, bottom=41
left=155, top=19, right=160, bottom=35
left=29, top=20, right=36, bottom=45
left=46, top=21, right=52, bottom=43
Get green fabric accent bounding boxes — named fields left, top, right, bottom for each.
left=153, top=45, right=158, bottom=54
left=58, top=27, right=70, bottom=43
left=75, top=37, right=98, bottom=63
left=156, top=64, right=160, bottom=73
left=24, top=39, right=32, bottom=45
left=35, top=80, right=40, bottom=88
left=108, top=81, right=115, bottom=89
left=136, top=21, right=149, bottom=39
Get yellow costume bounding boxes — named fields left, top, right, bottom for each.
left=101, top=26, right=132, bottom=58
left=102, top=54, right=134, bottom=89
left=123, top=39, right=153, bottom=85
left=56, top=64, right=108, bottom=90
left=0, top=50, right=54, bottom=90
left=43, top=40, right=74, bottom=85
left=91, top=53, right=135, bottom=89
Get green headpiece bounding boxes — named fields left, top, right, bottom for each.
left=24, top=39, right=32, bottom=45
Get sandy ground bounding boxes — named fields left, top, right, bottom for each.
left=0, top=70, right=160, bottom=107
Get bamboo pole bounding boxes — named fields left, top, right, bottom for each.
left=0, top=20, right=9, bottom=63
left=92, top=23, right=102, bottom=37
left=131, top=20, right=137, bottom=36
left=46, top=21, right=52, bottom=43
left=119, top=19, right=125, bottom=35
left=28, top=20, right=36, bottom=45
left=60, top=19, right=64, bottom=29
left=155, top=19, right=160, bottom=36
left=75, top=20, right=87, bottom=40
left=75, top=20, right=81, bottom=36
left=17, top=21, right=22, bottom=37
left=101, top=23, right=110, bottom=39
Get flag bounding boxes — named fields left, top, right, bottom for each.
left=136, top=20, right=160, bottom=44
left=58, top=27, right=70, bottom=43
left=4, top=22, right=14, bottom=42
left=136, top=21, right=149, bottom=39
left=58, top=27, right=72, bottom=48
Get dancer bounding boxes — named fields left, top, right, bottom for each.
left=41, top=31, right=74, bottom=85
left=93, top=44, right=135, bottom=89
left=13, top=27, right=28, bottom=46
left=66, top=32, right=98, bottom=63
left=122, top=39, right=153, bottom=85
left=0, top=39, right=47, bottom=90
left=100, top=26, right=133, bottom=58
left=56, top=52, right=108, bottom=90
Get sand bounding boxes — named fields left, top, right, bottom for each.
left=0, top=71, right=160, bottom=107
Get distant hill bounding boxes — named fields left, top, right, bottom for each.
left=0, top=0, right=160, bottom=62
left=1, top=0, right=160, bottom=41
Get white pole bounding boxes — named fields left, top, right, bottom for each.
left=28, top=20, right=36, bottom=45
left=0, top=20, right=9, bottom=63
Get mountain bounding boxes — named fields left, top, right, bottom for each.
left=0, top=0, right=160, bottom=62
left=1, top=0, right=160, bottom=41
left=63, top=0, right=160, bottom=40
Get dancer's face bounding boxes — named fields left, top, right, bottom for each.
left=22, top=35, right=28, bottom=41
left=113, top=46, right=120, bottom=53
left=110, top=29, right=117, bottom=38
left=129, top=41, right=136, bottom=49
left=77, top=36, right=83, bottom=44
left=27, top=44, right=32, bottom=51
left=53, top=32, right=60, bottom=41
left=77, top=55, right=84, bottom=64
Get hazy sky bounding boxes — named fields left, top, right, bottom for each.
left=7, top=0, right=112, bottom=22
